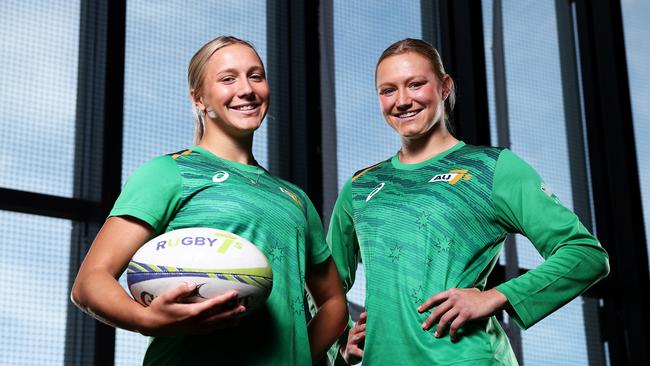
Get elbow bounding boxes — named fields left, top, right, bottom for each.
left=583, top=247, right=610, bottom=283
left=70, top=278, right=87, bottom=310
left=598, top=253, right=610, bottom=280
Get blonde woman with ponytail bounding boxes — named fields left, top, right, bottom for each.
left=328, top=38, right=609, bottom=365
left=72, top=36, right=347, bottom=365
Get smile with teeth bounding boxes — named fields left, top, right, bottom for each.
left=394, top=109, right=422, bottom=119
left=230, top=103, right=259, bottom=111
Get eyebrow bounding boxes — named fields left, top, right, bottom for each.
left=377, top=75, right=428, bottom=87
left=215, top=66, right=265, bottom=76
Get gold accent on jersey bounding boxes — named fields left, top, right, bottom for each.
left=171, top=149, right=193, bottom=159
left=280, top=187, right=303, bottom=208
left=353, top=162, right=386, bottom=182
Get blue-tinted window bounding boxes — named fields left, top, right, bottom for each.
left=0, top=1, right=80, bottom=197
left=622, top=0, right=650, bottom=274
left=0, top=211, right=72, bottom=365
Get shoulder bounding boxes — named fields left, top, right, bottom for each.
left=494, top=148, right=538, bottom=177
left=123, top=149, right=198, bottom=188
left=351, top=158, right=392, bottom=183
left=128, top=153, right=180, bottom=179
left=450, top=143, right=504, bottom=162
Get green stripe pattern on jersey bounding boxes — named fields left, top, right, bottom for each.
left=111, top=146, right=329, bottom=366
left=328, top=141, right=608, bottom=365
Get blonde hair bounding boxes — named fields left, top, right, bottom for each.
left=376, top=38, right=456, bottom=133
left=188, top=35, right=263, bottom=144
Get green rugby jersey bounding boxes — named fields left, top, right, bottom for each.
left=329, top=141, right=609, bottom=365
left=110, top=146, right=330, bottom=366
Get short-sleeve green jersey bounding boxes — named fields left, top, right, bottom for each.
left=328, top=141, right=609, bottom=365
left=110, top=146, right=330, bottom=366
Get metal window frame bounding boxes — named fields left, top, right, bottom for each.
left=266, top=0, right=323, bottom=206
left=64, top=0, right=126, bottom=365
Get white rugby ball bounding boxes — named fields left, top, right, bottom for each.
left=127, top=227, right=273, bottom=313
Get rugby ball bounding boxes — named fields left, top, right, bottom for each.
left=127, top=227, right=273, bottom=313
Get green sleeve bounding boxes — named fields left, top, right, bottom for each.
left=493, top=149, right=609, bottom=329
left=304, top=193, right=332, bottom=265
left=109, top=155, right=183, bottom=234
left=327, top=177, right=361, bottom=293
left=326, top=177, right=360, bottom=366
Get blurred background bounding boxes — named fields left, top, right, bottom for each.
left=0, top=0, right=648, bottom=365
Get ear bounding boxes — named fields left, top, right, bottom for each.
left=441, top=74, right=453, bottom=98
left=190, top=89, right=205, bottom=111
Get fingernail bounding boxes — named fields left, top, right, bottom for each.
left=187, top=282, right=196, bottom=290
left=434, top=331, right=439, bottom=338
left=421, top=322, right=426, bottom=329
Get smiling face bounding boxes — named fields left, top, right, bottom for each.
left=376, top=51, right=450, bottom=140
left=192, top=43, right=269, bottom=138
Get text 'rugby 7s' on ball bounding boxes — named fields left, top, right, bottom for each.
left=127, top=228, right=273, bottom=314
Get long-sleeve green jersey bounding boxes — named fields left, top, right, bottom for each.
left=110, top=146, right=330, bottom=365
left=328, top=141, right=609, bottom=365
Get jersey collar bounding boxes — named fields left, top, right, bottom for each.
left=390, top=141, right=466, bottom=170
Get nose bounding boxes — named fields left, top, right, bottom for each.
left=396, top=89, right=411, bottom=110
left=238, top=79, right=255, bottom=99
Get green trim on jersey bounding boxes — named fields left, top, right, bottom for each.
left=328, top=142, right=608, bottom=365
left=111, top=147, right=330, bottom=365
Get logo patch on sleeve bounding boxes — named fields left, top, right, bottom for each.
left=541, top=182, right=560, bottom=204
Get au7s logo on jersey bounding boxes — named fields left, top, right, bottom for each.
left=429, top=169, right=472, bottom=184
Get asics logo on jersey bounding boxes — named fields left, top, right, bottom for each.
left=366, top=182, right=385, bottom=201
left=280, top=187, right=303, bottom=208
left=429, top=169, right=472, bottom=184
left=212, top=171, right=229, bottom=183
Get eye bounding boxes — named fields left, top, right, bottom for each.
left=249, top=73, right=265, bottom=82
left=409, top=81, right=426, bottom=89
left=220, top=76, right=236, bottom=84
left=379, top=87, right=396, bottom=96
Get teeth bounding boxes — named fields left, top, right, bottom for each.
left=397, top=110, right=418, bottom=118
left=233, top=104, right=257, bottom=110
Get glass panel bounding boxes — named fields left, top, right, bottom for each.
left=0, top=211, right=72, bottom=365
left=117, top=2, right=268, bottom=364
left=0, top=1, right=80, bottom=197
left=621, top=0, right=650, bottom=273
left=521, top=297, right=589, bottom=365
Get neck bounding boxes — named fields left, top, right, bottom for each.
left=198, top=128, right=256, bottom=165
left=399, top=126, right=459, bottom=164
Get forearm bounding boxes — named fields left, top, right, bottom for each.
left=307, top=296, right=348, bottom=364
left=71, top=269, right=146, bottom=333
left=496, top=244, right=609, bottom=328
